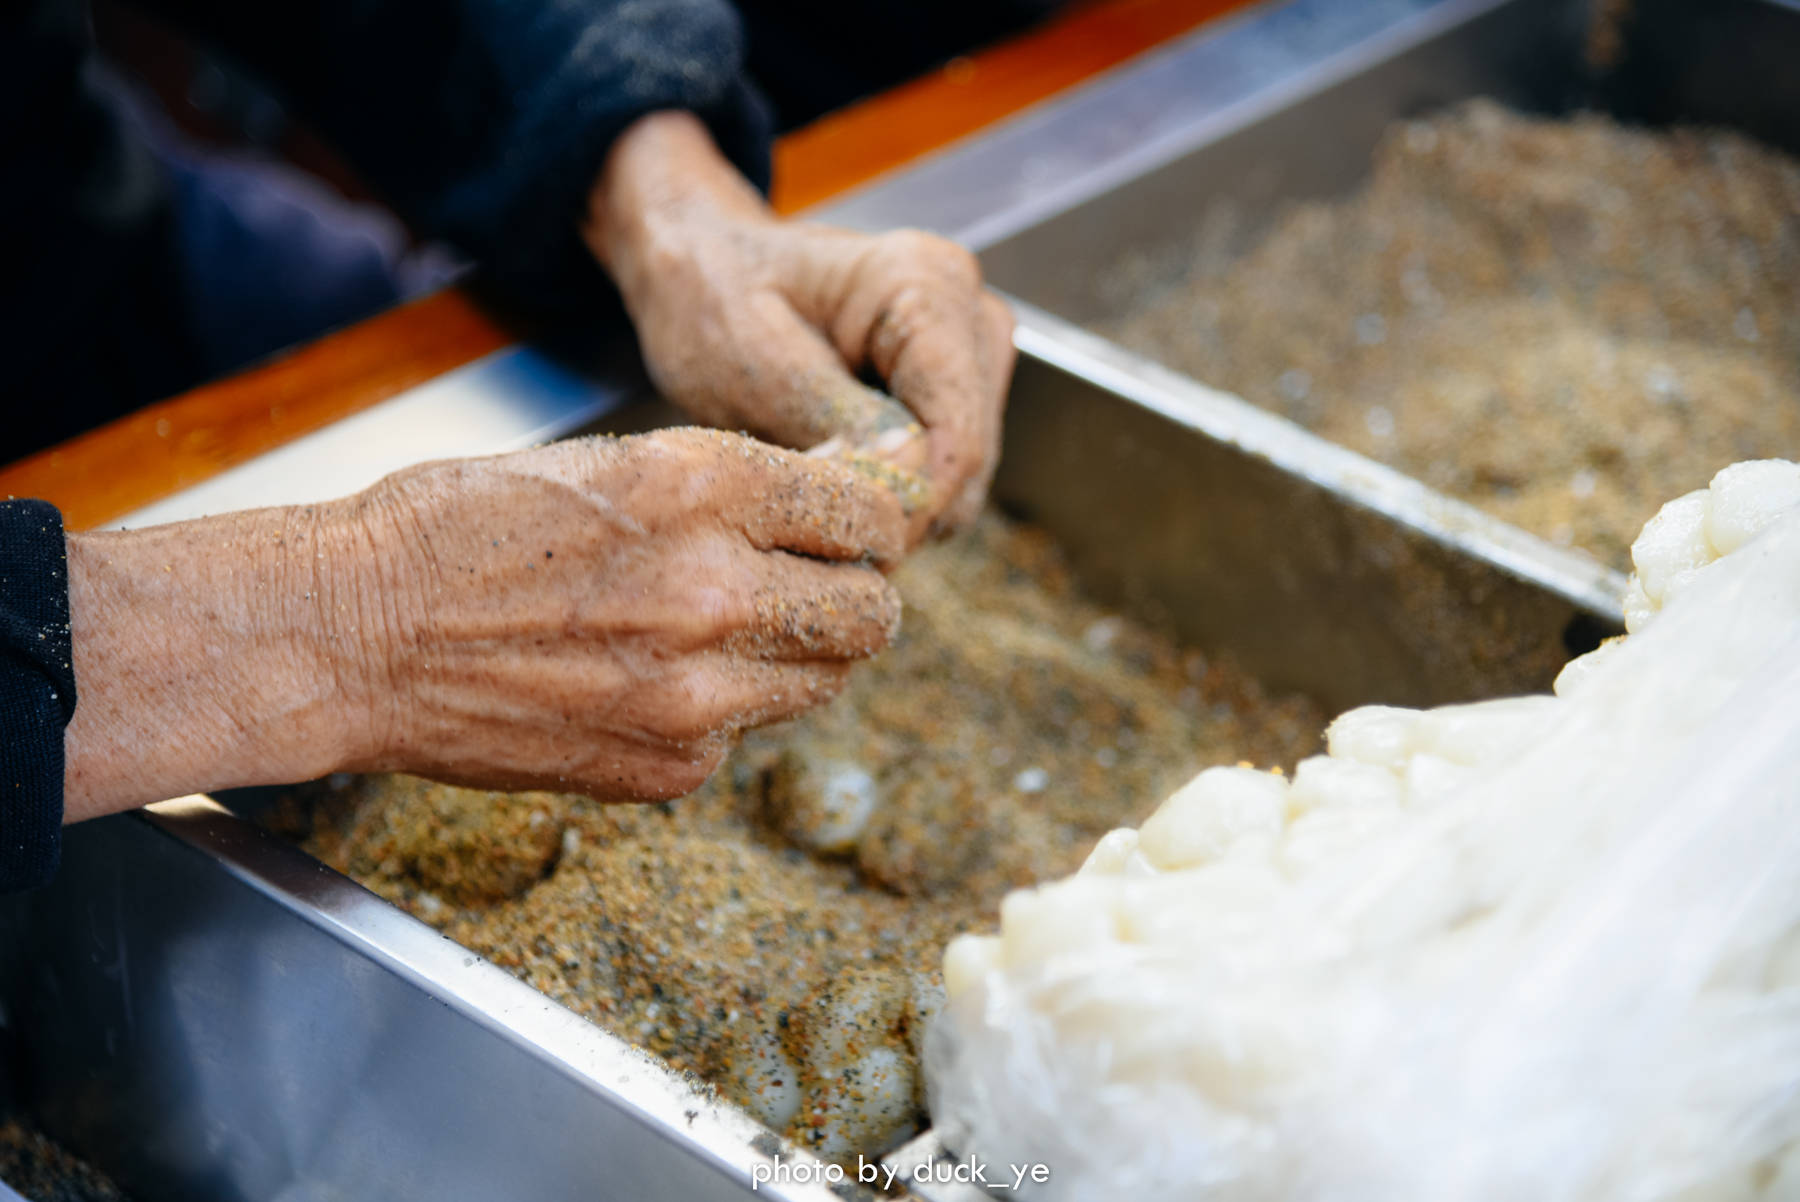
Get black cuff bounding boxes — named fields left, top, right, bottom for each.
left=0, top=500, right=76, bottom=893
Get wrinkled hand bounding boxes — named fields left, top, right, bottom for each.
left=584, top=111, right=1015, bottom=542
left=62, top=428, right=905, bottom=820
left=337, top=429, right=905, bottom=799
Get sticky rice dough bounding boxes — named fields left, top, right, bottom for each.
left=930, top=460, right=1800, bottom=1202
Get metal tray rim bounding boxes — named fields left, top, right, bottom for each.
left=1008, top=298, right=1628, bottom=621
left=126, top=796, right=855, bottom=1201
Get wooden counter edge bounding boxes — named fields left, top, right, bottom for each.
left=1, top=291, right=513, bottom=531
left=2, top=0, right=1248, bottom=530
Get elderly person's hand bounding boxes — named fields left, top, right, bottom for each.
left=62, top=430, right=904, bottom=821
left=583, top=111, right=1016, bottom=543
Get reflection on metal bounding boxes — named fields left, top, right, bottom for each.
left=812, top=0, right=1519, bottom=251
left=1007, top=300, right=1626, bottom=627
left=984, top=301, right=1606, bottom=717
left=972, top=0, right=1571, bottom=324
left=1, top=798, right=847, bottom=1202
left=113, top=346, right=638, bottom=530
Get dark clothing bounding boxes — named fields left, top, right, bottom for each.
left=119, top=75, right=468, bottom=382
left=0, top=0, right=1063, bottom=893
left=0, top=504, right=75, bottom=894
left=733, top=0, right=1062, bottom=131
left=6, top=0, right=773, bottom=461
left=3, top=0, right=773, bottom=890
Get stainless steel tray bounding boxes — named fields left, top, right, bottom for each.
left=0, top=325, right=1600, bottom=1202
left=825, top=0, right=1800, bottom=328
left=8, top=0, right=1795, bottom=1197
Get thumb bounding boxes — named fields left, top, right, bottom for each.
left=719, top=292, right=900, bottom=450
left=703, top=294, right=941, bottom=534
left=807, top=399, right=936, bottom=546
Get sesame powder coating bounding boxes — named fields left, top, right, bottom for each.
left=286, top=513, right=1324, bottom=1162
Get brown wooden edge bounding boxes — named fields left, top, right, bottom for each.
left=1, top=0, right=1248, bottom=530
left=1, top=291, right=514, bottom=531
left=771, top=0, right=1251, bottom=213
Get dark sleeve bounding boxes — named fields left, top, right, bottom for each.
left=4, top=0, right=205, bottom=457
left=0, top=502, right=77, bottom=894
left=132, top=0, right=773, bottom=309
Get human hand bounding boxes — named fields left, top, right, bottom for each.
left=584, top=111, right=1015, bottom=543
left=336, top=429, right=904, bottom=799
left=63, top=430, right=903, bottom=818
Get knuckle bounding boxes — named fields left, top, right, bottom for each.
left=693, top=580, right=759, bottom=644
left=635, top=230, right=701, bottom=292
left=874, top=228, right=933, bottom=261
left=938, top=441, right=981, bottom=482
left=881, top=229, right=980, bottom=288
left=660, top=667, right=736, bottom=743
left=641, top=425, right=710, bottom=458
left=938, top=244, right=983, bottom=290
left=867, top=286, right=936, bottom=364
left=370, top=459, right=436, bottom=495
left=632, top=438, right=739, bottom=520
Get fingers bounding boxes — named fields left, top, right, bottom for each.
left=935, top=292, right=1016, bottom=530
left=979, top=292, right=1019, bottom=404
left=736, top=446, right=908, bottom=566
left=594, top=737, right=727, bottom=802
left=604, top=206, right=1011, bottom=540
left=812, top=231, right=1013, bottom=537
left=348, top=426, right=909, bottom=810
left=610, top=738, right=732, bottom=802
left=871, top=282, right=1004, bottom=538
left=562, top=737, right=735, bottom=804
left=705, top=290, right=902, bottom=449
left=521, top=428, right=908, bottom=565
left=568, top=657, right=854, bottom=801
left=734, top=552, right=902, bottom=661
left=806, top=392, right=930, bottom=472
left=658, top=657, right=856, bottom=739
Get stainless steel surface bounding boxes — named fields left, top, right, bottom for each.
left=115, top=0, right=1565, bottom=532
left=114, top=344, right=640, bottom=530
left=997, top=302, right=1615, bottom=711
left=0, top=308, right=1605, bottom=1201
left=2, top=798, right=845, bottom=1202
left=837, top=0, right=1799, bottom=329
left=967, top=0, right=1572, bottom=325
left=815, top=0, right=1547, bottom=262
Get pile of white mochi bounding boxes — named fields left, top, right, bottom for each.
left=927, top=460, right=1800, bottom=1202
